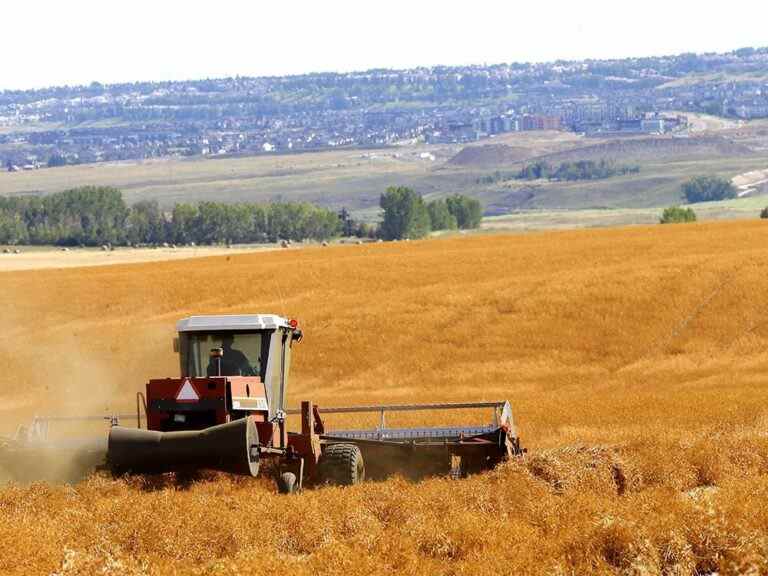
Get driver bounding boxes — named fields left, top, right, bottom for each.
left=207, top=334, right=254, bottom=376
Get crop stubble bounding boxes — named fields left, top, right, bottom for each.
left=1, top=220, right=768, bottom=574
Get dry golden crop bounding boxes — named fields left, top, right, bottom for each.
left=2, top=220, right=768, bottom=575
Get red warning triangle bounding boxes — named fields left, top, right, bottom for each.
left=176, top=379, right=200, bottom=403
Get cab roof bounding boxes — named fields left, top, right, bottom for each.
left=176, top=314, right=292, bottom=333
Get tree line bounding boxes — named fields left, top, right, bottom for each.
left=477, top=160, right=640, bottom=185
left=681, top=175, right=737, bottom=203
left=379, top=187, right=482, bottom=240
left=0, top=187, right=341, bottom=246
left=0, top=186, right=484, bottom=246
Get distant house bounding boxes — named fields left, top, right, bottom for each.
left=520, top=115, right=561, bottom=131
left=735, top=104, right=768, bottom=119
left=640, top=118, right=665, bottom=134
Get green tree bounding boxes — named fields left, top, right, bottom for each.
left=0, top=210, right=29, bottom=244
left=379, top=186, right=431, bottom=240
left=427, top=199, right=458, bottom=231
left=222, top=204, right=254, bottom=244
left=268, top=202, right=308, bottom=241
left=446, top=195, right=482, bottom=229
left=660, top=206, right=697, bottom=224
left=681, top=176, right=737, bottom=203
left=170, top=203, right=200, bottom=244
left=37, top=186, right=128, bottom=245
left=518, top=160, right=551, bottom=180
left=47, top=154, right=67, bottom=168
left=303, top=208, right=341, bottom=240
left=761, top=206, right=768, bottom=219
left=127, top=200, right=167, bottom=244
left=338, top=208, right=354, bottom=237
left=197, top=202, right=230, bottom=244
left=247, top=204, right=269, bottom=241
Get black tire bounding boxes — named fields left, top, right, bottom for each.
left=277, top=471, right=297, bottom=494
left=318, top=443, right=365, bottom=486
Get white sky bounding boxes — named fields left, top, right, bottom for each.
left=2, top=0, right=767, bottom=90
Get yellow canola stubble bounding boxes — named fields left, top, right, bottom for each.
left=1, top=219, right=768, bottom=574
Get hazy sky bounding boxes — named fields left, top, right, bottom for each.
left=3, top=0, right=767, bottom=90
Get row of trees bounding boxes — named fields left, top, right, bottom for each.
left=476, top=160, right=640, bottom=185
left=661, top=203, right=768, bottom=223
left=0, top=187, right=342, bottom=246
left=681, top=175, right=737, bottom=203
left=517, top=159, right=640, bottom=181
left=0, top=186, right=485, bottom=246
left=379, top=187, right=482, bottom=240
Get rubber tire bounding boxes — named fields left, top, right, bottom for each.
left=318, top=443, right=365, bottom=486
left=277, top=472, right=297, bottom=494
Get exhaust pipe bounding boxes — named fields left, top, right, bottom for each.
left=107, top=417, right=260, bottom=477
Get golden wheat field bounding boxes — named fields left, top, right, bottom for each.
left=3, top=220, right=768, bottom=575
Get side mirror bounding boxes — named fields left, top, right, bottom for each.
left=291, top=329, right=303, bottom=343
left=173, top=337, right=180, bottom=353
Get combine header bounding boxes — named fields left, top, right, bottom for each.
left=4, top=315, right=523, bottom=492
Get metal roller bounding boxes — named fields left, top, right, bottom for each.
left=107, top=417, right=260, bottom=477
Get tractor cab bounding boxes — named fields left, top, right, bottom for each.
left=141, top=315, right=302, bottom=432
left=176, top=315, right=302, bottom=420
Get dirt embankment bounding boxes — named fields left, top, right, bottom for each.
left=536, top=135, right=754, bottom=164
left=448, top=144, right=537, bottom=167
left=449, top=135, right=754, bottom=168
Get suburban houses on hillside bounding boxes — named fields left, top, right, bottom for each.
left=2, top=47, right=767, bottom=169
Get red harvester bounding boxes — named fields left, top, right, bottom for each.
left=3, top=314, right=523, bottom=492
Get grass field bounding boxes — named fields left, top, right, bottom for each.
left=0, top=147, right=445, bottom=213
left=2, top=220, right=768, bottom=574
left=483, top=194, right=768, bottom=231
left=3, top=127, right=767, bottom=226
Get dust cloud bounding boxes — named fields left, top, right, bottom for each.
left=0, top=286, right=141, bottom=484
